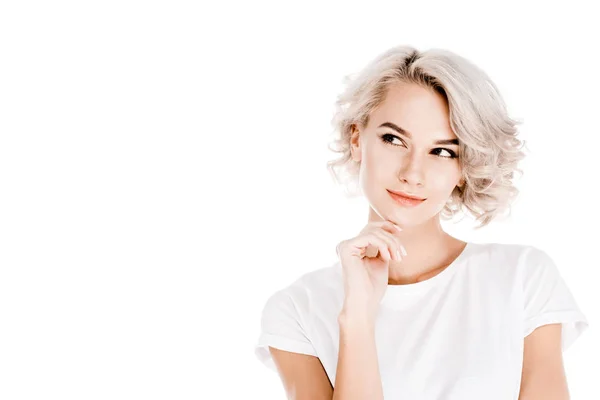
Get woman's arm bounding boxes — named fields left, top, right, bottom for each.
left=518, top=323, right=570, bottom=400
left=333, top=307, right=384, bottom=400
left=269, top=347, right=334, bottom=400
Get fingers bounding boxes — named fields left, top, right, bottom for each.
left=364, top=244, right=380, bottom=258
left=371, top=229, right=403, bottom=261
left=381, top=225, right=408, bottom=256
left=361, top=221, right=405, bottom=260
left=348, top=233, right=392, bottom=262
left=380, top=221, right=403, bottom=236
left=338, top=220, right=407, bottom=263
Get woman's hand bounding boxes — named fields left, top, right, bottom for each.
left=336, top=220, right=407, bottom=323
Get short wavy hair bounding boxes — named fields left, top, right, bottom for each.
left=326, top=45, right=528, bottom=229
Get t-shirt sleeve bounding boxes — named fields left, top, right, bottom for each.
left=254, top=288, right=318, bottom=372
left=522, top=247, right=589, bottom=351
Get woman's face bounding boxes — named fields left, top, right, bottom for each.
left=350, top=82, right=464, bottom=228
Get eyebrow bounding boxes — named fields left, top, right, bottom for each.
left=378, top=122, right=459, bottom=146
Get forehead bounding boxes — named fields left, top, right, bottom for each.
left=369, top=82, right=455, bottom=139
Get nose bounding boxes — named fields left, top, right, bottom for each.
left=397, top=152, right=424, bottom=187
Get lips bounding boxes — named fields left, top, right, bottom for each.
left=387, top=189, right=426, bottom=201
left=387, top=189, right=426, bottom=208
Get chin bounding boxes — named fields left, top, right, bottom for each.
left=373, top=204, right=417, bottom=228
left=387, top=201, right=440, bottom=227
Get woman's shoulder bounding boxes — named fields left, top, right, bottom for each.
left=468, top=241, right=547, bottom=259
left=262, top=260, right=344, bottom=310
left=465, top=241, right=557, bottom=276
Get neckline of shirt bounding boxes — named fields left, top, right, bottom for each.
left=380, top=241, right=477, bottom=303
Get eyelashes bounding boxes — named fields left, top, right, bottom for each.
left=379, top=133, right=458, bottom=159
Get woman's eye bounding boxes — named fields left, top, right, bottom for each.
left=381, top=134, right=404, bottom=146
left=434, top=148, right=457, bottom=158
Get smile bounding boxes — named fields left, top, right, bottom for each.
left=387, top=190, right=426, bottom=207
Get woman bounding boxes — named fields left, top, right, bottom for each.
left=253, top=45, right=588, bottom=399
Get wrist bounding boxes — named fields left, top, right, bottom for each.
left=338, top=304, right=376, bottom=328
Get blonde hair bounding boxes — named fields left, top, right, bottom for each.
left=327, top=45, right=527, bottom=229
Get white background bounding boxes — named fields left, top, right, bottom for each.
left=0, top=1, right=598, bottom=399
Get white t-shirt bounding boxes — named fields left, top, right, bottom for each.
left=254, top=242, right=589, bottom=399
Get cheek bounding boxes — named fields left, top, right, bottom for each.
left=362, top=146, right=389, bottom=174
left=427, top=167, right=461, bottom=190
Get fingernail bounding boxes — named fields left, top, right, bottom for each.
left=396, top=250, right=401, bottom=260
left=401, top=246, right=407, bottom=256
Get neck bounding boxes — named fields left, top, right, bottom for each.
left=367, top=207, right=464, bottom=285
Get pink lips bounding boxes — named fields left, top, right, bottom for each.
left=387, top=190, right=426, bottom=207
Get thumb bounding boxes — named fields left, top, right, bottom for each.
left=364, top=244, right=379, bottom=258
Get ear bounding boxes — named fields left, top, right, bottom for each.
left=350, top=124, right=362, bottom=162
